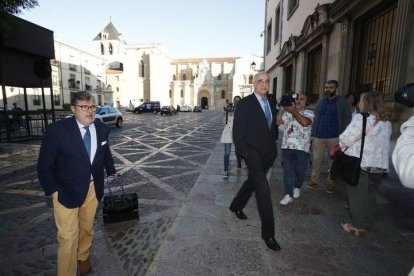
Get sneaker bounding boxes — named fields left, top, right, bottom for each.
left=307, top=181, right=318, bottom=188
left=223, top=171, right=229, bottom=178
left=326, top=187, right=335, bottom=194
left=293, top=188, right=300, bottom=199
left=280, top=194, right=293, bottom=206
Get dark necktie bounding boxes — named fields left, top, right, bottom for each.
left=262, top=97, right=272, bottom=129
left=83, top=126, right=91, bottom=158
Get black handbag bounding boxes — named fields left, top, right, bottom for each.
left=102, top=177, right=139, bottom=224
left=331, top=113, right=368, bottom=186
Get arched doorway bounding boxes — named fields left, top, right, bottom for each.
left=198, top=89, right=210, bottom=109
left=201, top=97, right=208, bottom=109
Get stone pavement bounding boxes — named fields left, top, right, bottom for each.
left=1, top=111, right=414, bottom=275
left=0, top=142, right=40, bottom=178
left=148, top=141, right=414, bottom=275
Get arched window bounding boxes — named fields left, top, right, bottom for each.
left=109, top=43, right=113, bottom=55
left=183, top=74, right=187, bottom=81
left=100, top=43, right=104, bottom=55
left=139, top=60, right=144, bottom=78
left=248, top=75, right=253, bottom=84
left=221, top=90, right=226, bottom=99
left=173, top=74, right=176, bottom=81
left=169, top=90, right=172, bottom=98
left=180, top=89, right=184, bottom=97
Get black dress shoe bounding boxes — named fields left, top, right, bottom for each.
left=264, top=237, right=281, bottom=251
left=229, top=206, right=247, bottom=220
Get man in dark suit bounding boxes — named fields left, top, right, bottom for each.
left=229, top=72, right=281, bottom=251
left=37, top=91, right=116, bottom=275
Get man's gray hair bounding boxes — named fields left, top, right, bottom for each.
left=252, top=72, right=268, bottom=84
left=71, top=91, right=94, bottom=105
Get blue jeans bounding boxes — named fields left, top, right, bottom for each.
left=282, top=149, right=309, bottom=196
left=224, top=143, right=232, bottom=171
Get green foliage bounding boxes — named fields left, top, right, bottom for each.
left=1, top=0, right=39, bottom=15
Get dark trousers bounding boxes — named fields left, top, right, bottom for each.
left=230, top=152, right=275, bottom=239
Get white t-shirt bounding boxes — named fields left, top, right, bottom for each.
left=281, top=109, right=314, bottom=153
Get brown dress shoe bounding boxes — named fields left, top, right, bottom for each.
left=79, top=259, right=91, bottom=275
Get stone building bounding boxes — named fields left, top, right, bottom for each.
left=264, top=0, right=414, bottom=129
left=93, top=22, right=171, bottom=108
left=52, top=40, right=112, bottom=108
left=170, top=55, right=264, bottom=110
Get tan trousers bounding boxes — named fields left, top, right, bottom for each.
left=311, top=137, right=338, bottom=189
left=53, top=182, right=98, bottom=276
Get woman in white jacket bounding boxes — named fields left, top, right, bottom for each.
left=221, top=96, right=241, bottom=177
left=339, top=91, right=392, bottom=237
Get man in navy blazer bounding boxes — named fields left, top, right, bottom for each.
left=38, top=91, right=116, bottom=275
left=229, top=72, right=281, bottom=251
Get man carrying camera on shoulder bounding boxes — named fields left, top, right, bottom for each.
left=276, top=92, right=314, bottom=205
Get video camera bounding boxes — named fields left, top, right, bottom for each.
left=395, top=83, right=414, bottom=107
left=279, top=92, right=298, bottom=107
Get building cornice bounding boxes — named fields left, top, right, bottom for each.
left=276, top=4, right=333, bottom=67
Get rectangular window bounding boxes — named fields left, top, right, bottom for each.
left=85, top=77, right=92, bottom=91
left=274, top=6, right=280, bottom=44
left=96, top=80, right=101, bottom=92
left=288, top=0, right=299, bottom=19
left=68, top=74, right=76, bottom=89
left=69, top=63, right=77, bottom=71
left=285, top=64, right=293, bottom=93
left=266, top=20, right=272, bottom=54
left=306, top=46, right=322, bottom=104
left=53, top=94, right=60, bottom=106
left=33, top=89, right=41, bottom=106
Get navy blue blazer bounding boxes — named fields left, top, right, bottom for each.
left=37, top=116, right=116, bottom=208
left=233, top=93, right=278, bottom=163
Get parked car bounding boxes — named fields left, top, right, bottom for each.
left=193, top=106, right=202, bottom=112
left=133, top=101, right=160, bottom=114
left=181, top=105, right=192, bottom=112
left=95, top=106, right=123, bottom=128
left=160, top=106, right=177, bottom=116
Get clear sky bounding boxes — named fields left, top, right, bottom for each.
left=17, top=0, right=266, bottom=58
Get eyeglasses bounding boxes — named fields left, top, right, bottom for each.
left=74, top=105, right=96, bottom=111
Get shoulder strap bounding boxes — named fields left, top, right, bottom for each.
left=359, top=113, right=368, bottom=159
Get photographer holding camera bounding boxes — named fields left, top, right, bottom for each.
left=392, top=83, right=414, bottom=189
left=276, top=92, right=314, bottom=205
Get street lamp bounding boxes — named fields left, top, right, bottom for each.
left=250, top=61, right=257, bottom=71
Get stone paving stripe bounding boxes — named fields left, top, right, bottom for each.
left=0, top=202, right=46, bottom=215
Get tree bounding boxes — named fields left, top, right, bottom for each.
left=1, top=0, right=39, bottom=15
